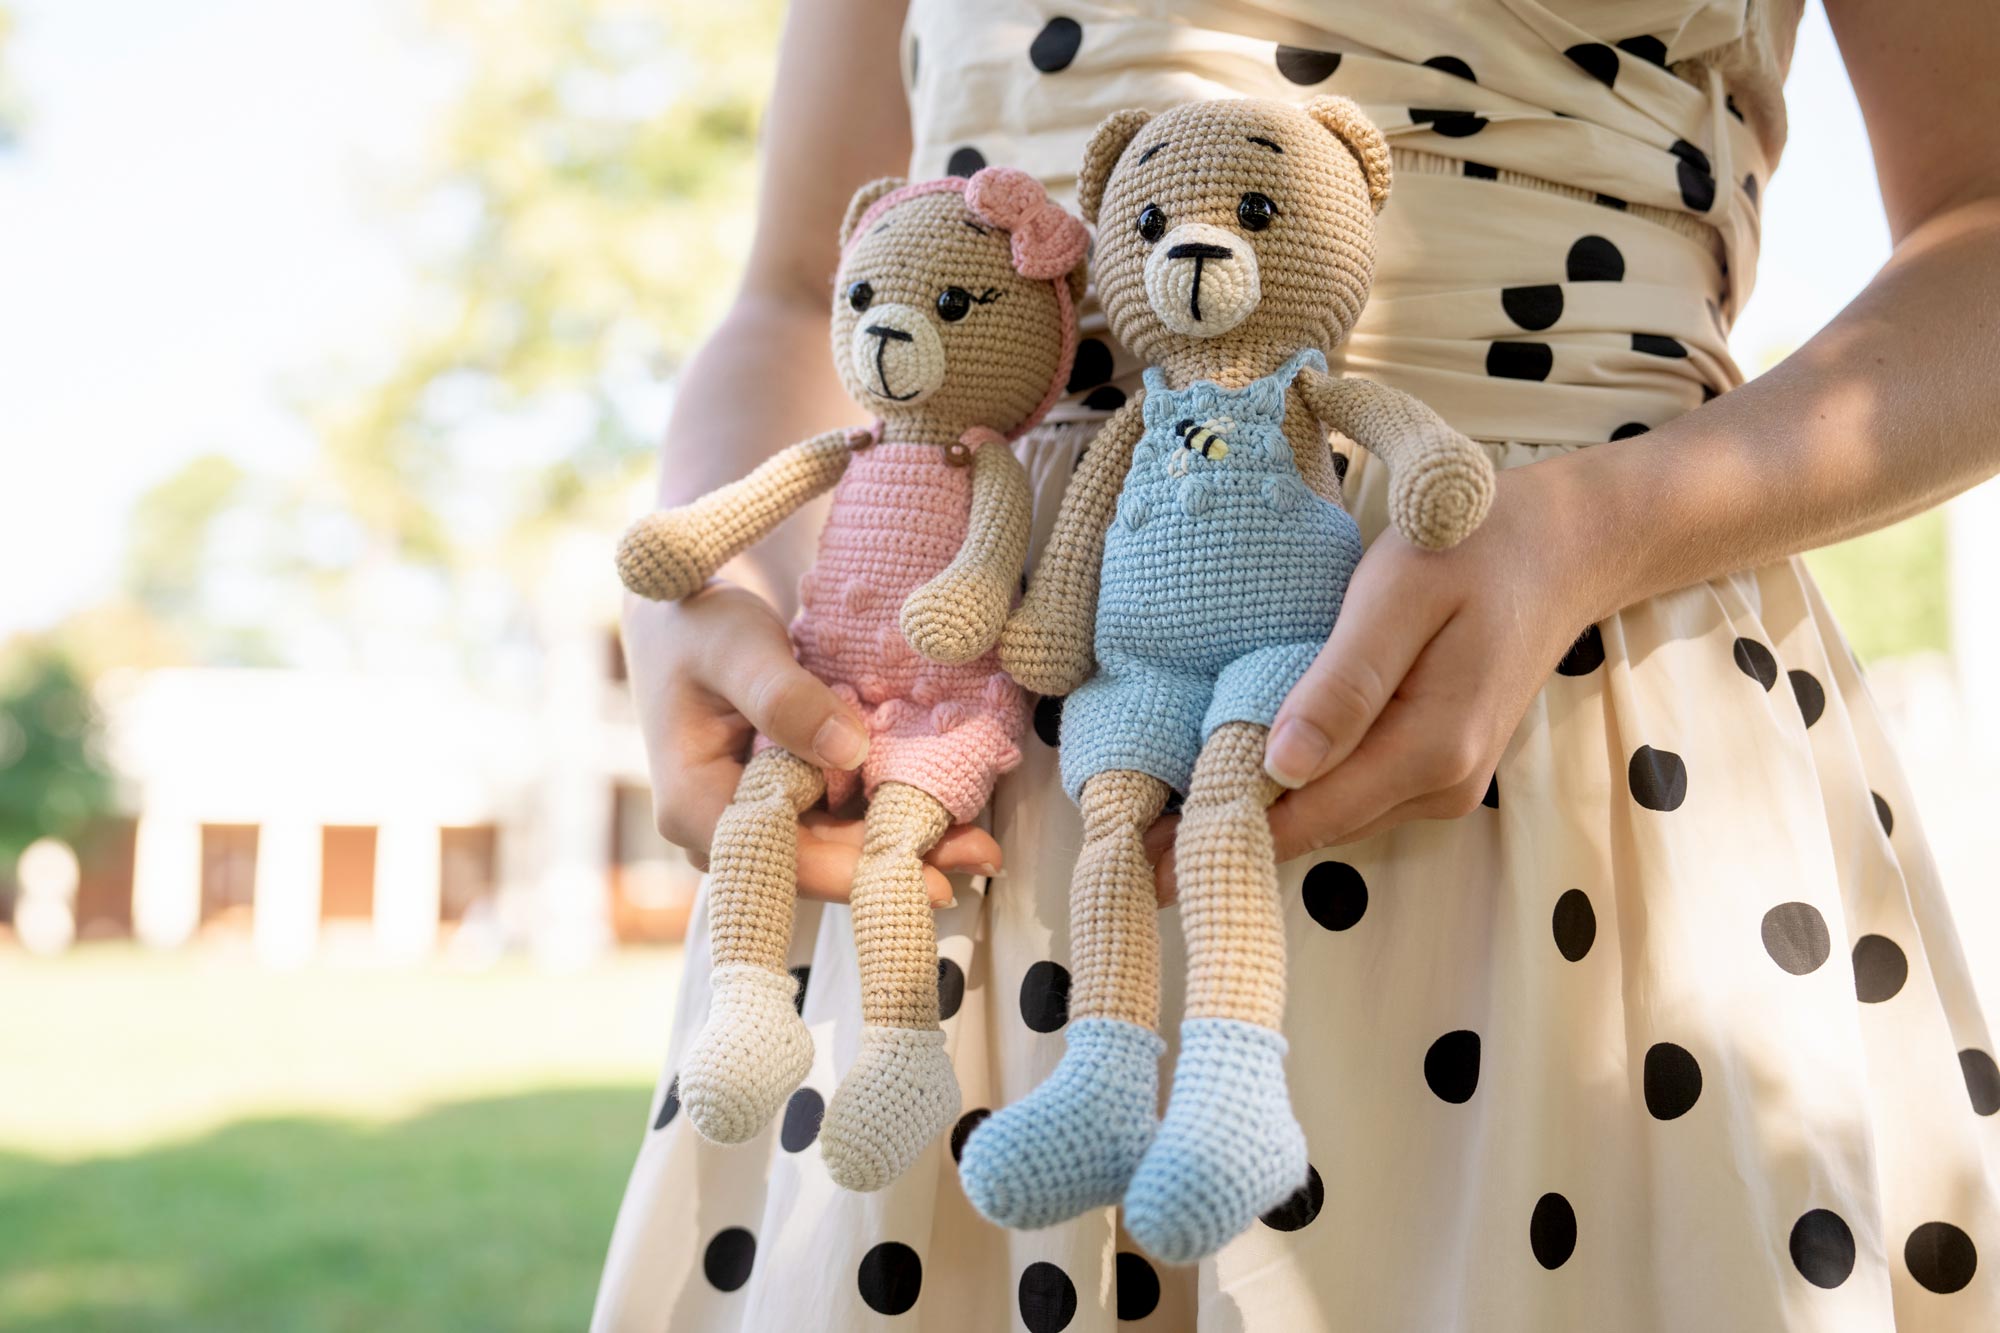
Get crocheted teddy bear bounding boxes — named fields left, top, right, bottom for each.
left=958, top=98, right=1496, bottom=1261
left=618, top=169, right=1089, bottom=1191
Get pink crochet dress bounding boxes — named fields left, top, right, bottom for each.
left=787, top=437, right=1027, bottom=824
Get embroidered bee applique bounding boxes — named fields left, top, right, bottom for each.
left=1168, top=417, right=1233, bottom=476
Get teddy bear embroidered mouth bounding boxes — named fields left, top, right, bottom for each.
left=1143, top=221, right=1262, bottom=336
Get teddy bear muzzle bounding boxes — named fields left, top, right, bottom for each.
left=1143, top=221, right=1262, bottom=337
left=848, top=302, right=948, bottom=406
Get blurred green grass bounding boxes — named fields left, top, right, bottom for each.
left=0, top=947, right=680, bottom=1331
left=1806, top=511, right=1952, bottom=662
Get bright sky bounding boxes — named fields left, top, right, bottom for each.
left=0, top=1, right=1890, bottom=635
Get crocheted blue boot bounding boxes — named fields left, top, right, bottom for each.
left=957, top=1017, right=1165, bottom=1228
left=1123, top=1018, right=1308, bottom=1264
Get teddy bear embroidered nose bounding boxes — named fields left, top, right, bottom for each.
left=1144, top=222, right=1261, bottom=336
left=848, top=303, right=947, bottom=404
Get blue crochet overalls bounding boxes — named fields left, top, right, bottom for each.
left=1059, top=347, right=1365, bottom=800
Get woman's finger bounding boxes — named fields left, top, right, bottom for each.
left=1144, top=816, right=1180, bottom=907
left=798, top=813, right=1002, bottom=875
left=795, top=835, right=954, bottom=904
left=1264, top=551, right=1449, bottom=789
left=690, top=592, right=871, bottom=773
left=1268, top=703, right=1478, bottom=859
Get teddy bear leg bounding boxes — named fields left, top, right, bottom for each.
left=819, top=782, right=961, bottom=1192
left=958, top=768, right=1170, bottom=1228
left=677, top=748, right=824, bottom=1145
left=1125, top=721, right=1308, bottom=1264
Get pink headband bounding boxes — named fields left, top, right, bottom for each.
left=844, top=168, right=1090, bottom=450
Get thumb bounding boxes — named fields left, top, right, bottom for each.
left=712, top=625, right=870, bottom=772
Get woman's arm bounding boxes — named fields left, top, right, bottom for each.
left=623, top=0, right=1001, bottom=897
left=1249, top=0, right=2000, bottom=856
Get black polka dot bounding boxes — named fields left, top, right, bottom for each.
left=1486, top=341, right=1553, bottom=380
left=1552, top=889, right=1596, bottom=962
left=1530, top=1192, right=1578, bottom=1269
left=1852, top=934, right=1908, bottom=1003
left=1610, top=422, right=1650, bottom=441
left=1617, top=34, right=1669, bottom=66
left=1482, top=774, right=1500, bottom=809
left=1502, top=284, right=1564, bottom=331
left=937, top=956, right=966, bottom=1021
left=1066, top=337, right=1113, bottom=393
left=1672, top=139, right=1716, bottom=211
left=1020, top=960, right=1071, bottom=1032
left=1743, top=173, right=1760, bottom=205
left=1275, top=45, right=1341, bottom=84
left=1727, top=92, right=1744, bottom=121
left=858, top=1242, right=924, bottom=1315
left=945, top=146, right=987, bottom=178
left=1425, top=1031, right=1481, bottom=1104
left=1033, top=694, right=1063, bottom=748
left=1303, top=860, right=1367, bottom=931
left=653, top=1075, right=680, bottom=1129
left=1566, top=234, right=1625, bottom=282
left=780, top=1086, right=824, bottom=1152
left=1733, top=637, right=1779, bottom=690
left=1563, top=42, right=1619, bottom=87
left=1872, top=791, right=1894, bottom=837
left=950, top=1107, right=991, bottom=1162
left=1556, top=624, right=1605, bottom=676
left=1702, top=384, right=1720, bottom=402
left=1260, top=1163, right=1325, bottom=1231
left=1905, top=1221, right=1978, bottom=1294
left=1081, top=385, right=1128, bottom=412
left=1790, top=1209, right=1857, bottom=1288
left=1331, top=451, right=1349, bottom=481
left=1115, top=1251, right=1161, bottom=1320
left=1018, top=1261, right=1078, bottom=1333
left=1028, top=17, right=1083, bottom=73
left=1423, top=55, right=1476, bottom=81
left=1789, top=669, right=1825, bottom=728
left=1162, top=788, right=1184, bottom=816
left=789, top=964, right=811, bottom=1014
left=1643, top=1042, right=1703, bottom=1120
left=703, top=1227, right=757, bottom=1292
left=1632, top=332, right=1688, bottom=358
left=1595, top=193, right=1629, bottom=211
left=1463, top=160, right=1499, bottom=179
left=1761, top=902, right=1832, bottom=975
left=1411, top=109, right=1487, bottom=137
left=1960, top=1049, right=2000, bottom=1116
left=1628, top=745, right=1688, bottom=812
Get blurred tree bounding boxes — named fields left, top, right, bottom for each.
left=0, top=642, right=115, bottom=873
left=311, top=0, right=785, bottom=567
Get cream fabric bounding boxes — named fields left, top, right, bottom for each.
left=593, top=3, right=2000, bottom=1330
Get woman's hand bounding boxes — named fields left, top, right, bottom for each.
left=622, top=585, right=1004, bottom=904
left=1261, top=461, right=1600, bottom=850
left=1146, top=461, right=1604, bottom=898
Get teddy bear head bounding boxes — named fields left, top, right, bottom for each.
left=1076, top=97, right=1391, bottom=377
left=832, top=170, right=1090, bottom=451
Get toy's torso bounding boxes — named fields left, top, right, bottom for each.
left=793, top=441, right=984, bottom=700
left=1095, top=350, right=1364, bottom=671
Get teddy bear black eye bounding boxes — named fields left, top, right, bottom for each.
left=1238, top=192, right=1277, bottom=232
left=936, top=286, right=973, bottom=322
left=1136, top=204, right=1167, bottom=243
left=847, top=281, right=874, bottom=312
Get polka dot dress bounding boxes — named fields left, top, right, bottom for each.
left=592, top=3, right=2000, bottom=1329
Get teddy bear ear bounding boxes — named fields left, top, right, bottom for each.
left=839, top=177, right=907, bottom=249
left=1076, top=108, right=1152, bottom=226
left=1305, top=96, right=1392, bottom=213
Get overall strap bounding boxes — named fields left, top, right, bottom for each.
left=1276, top=347, right=1328, bottom=389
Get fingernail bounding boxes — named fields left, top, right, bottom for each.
left=1265, top=718, right=1330, bottom=789
left=974, top=862, right=999, bottom=877
left=935, top=895, right=957, bottom=911
left=813, top=715, right=869, bottom=769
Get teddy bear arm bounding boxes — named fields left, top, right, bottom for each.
left=901, top=442, right=1033, bottom=665
left=616, top=428, right=855, bottom=602
left=1297, top=370, right=1496, bottom=551
left=998, top=394, right=1147, bottom=694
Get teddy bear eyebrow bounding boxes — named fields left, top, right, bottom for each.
left=1137, top=141, right=1169, bottom=165
left=962, top=219, right=992, bottom=236
left=1247, top=135, right=1284, bottom=153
